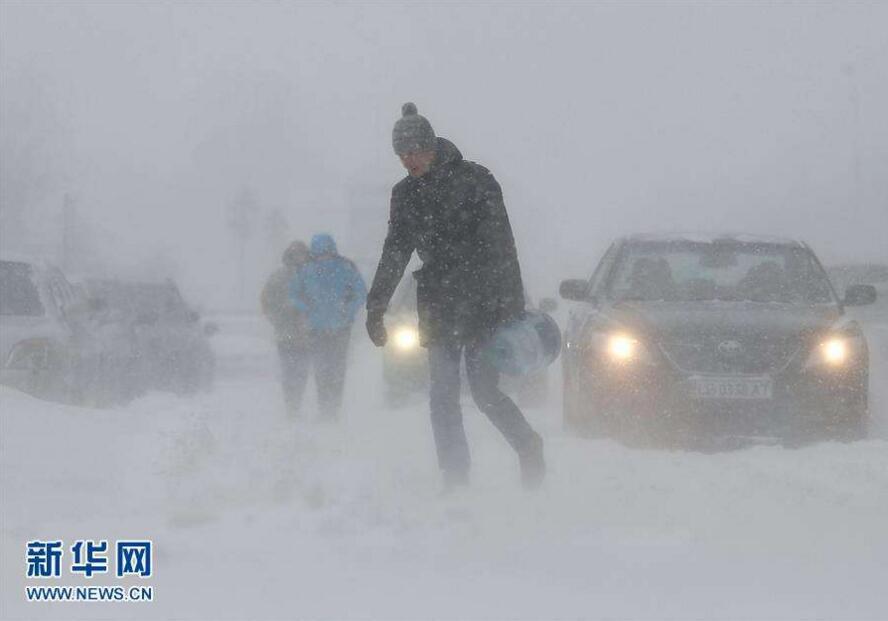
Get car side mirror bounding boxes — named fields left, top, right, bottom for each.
left=538, top=297, right=558, bottom=313
left=559, top=279, right=590, bottom=302
left=844, top=284, right=876, bottom=306
left=203, top=321, right=219, bottom=337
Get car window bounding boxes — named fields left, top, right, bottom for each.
left=88, top=281, right=135, bottom=322
left=0, top=261, right=45, bottom=316
left=124, top=284, right=188, bottom=321
left=607, top=241, right=836, bottom=304
left=588, top=243, right=619, bottom=296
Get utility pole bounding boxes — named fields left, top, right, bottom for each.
left=227, top=187, right=259, bottom=306
left=264, top=208, right=290, bottom=256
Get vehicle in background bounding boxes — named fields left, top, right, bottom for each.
left=81, top=279, right=216, bottom=396
left=0, top=257, right=126, bottom=405
left=382, top=270, right=557, bottom=407
left=559, top=234, right=875, bottom=447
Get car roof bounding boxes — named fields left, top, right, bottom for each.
left=620, top=232, right=806, bottom=248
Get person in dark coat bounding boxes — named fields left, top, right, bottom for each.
left=261, top=240, right=310, bottom=419
left=289, top=233, right=366, bottom=421
left=366, top=103, right=545, bottom=491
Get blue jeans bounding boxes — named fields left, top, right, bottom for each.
left=428, top=339, right=541, bottom=479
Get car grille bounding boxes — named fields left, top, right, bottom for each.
left=658, top=334, right=802, bottom=374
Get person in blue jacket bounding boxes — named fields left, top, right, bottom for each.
left=288, top=233, right=367, bottom=420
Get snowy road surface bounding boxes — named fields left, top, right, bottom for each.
left=2, top=314, right=887, bottom=620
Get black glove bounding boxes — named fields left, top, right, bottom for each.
left=366, top=311, right=387, bottom=347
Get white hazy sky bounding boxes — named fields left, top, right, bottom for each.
left=2, top=1, right=886, bottom=308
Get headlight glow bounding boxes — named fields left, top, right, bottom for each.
left=820, top=338, right=848, bottom=366
left=805, top=332, right=864, bottom=369
left=392, top=326, right=419, bottom=351
left=587, top=331, right=651, bottom=365
left=607, top=334, right=639, bottom=362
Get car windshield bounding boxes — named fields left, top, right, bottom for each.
left=86, top=281, right=191, bottom=323
left=0, top=261, right=45, bottom=316
left=128, top=284, right=190, bottom=322
left=607, top=241, right=835, bottom=304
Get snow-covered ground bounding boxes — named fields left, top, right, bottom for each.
left=2, top=313, right=887, bottom=620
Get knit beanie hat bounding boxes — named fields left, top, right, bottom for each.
left=392, top=102, right=436, bottom=155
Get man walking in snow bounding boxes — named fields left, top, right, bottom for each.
left=261, top=240, right=311, bottom=419
left=366, top=103, right=545, bottom=491
left=289, top=233, right=367, bottom=421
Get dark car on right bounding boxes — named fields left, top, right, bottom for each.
left=559, top=234, right=876, bottom=446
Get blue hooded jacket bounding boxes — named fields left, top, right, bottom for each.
left=289, top=234, right=367, bottom=333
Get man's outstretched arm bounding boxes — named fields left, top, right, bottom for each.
left=366, top=192, right=414, bottom=346
left=367, top=193, right=414, bottom=315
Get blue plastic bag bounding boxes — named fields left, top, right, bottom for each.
left=485, top=311, right=562, bottom=376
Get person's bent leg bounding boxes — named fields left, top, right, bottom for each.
left=315, top=329, right=350, bottom=421
left=428, top=342, right=470, bottom=487
left=465, top=340, right=545, bottom=488
left=277, top=339, right=310, bottom=419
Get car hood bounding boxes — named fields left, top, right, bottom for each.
left=607, top=301, right=842, bottom=340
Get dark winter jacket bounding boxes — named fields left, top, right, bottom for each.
left=261, top=266, right=308, bottom=342
left=367, top=137, right=525, bottom=345
left=290, top=234, right=367, bottom=334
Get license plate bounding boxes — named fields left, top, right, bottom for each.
left=690, top=376, right=773, bottom=400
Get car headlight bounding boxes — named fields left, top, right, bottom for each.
left=589, top=332, right=650, bottom=365
left=607, top=334, right=639, bottom=361
left=392, top=326, right=420, bottom=352
left=805, top=334, right=863, bottom=369
left=821, top=338, right=848, bottom=365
